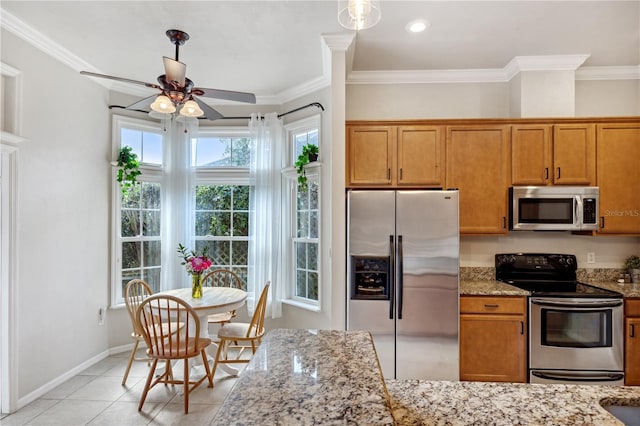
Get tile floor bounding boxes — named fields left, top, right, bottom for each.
left=0, top=349, right=242, bottom=425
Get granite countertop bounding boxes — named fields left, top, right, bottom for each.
left=387, top=380, right=640, bottom=425
left=211, top=329, right=394, bottom=425
left=461, top=279, right=640, bottom=298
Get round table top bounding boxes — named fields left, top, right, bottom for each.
left=158, top=287, right=247, bottom=313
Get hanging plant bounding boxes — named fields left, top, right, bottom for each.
left=295, top=144, right=319, bottom=192
left=116, top=146, right=141, bottom=195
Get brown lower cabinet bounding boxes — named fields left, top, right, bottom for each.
left=460, top=295, right=527, bottom=383
left=625, top=298, right=640, bottom=385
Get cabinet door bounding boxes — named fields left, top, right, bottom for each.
left=346, top=126, right=396, bottom=187
left=446, top=125, right=511, bottom=234
left=397, top=125, right=444, bottom=187
left=552, top=124, right=596, bottom=185
left=596, top=123, right=640, bottom=234
left=625, top=317, right=640, bottom=385
left=511, top=125, right=552, bottom=185
left=460, top=313, right=527, bottom=382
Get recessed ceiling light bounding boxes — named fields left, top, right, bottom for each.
left=406, top=19, right=430, bottom=33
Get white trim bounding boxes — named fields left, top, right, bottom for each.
left=0, top=141, right=21, bottom=414
left=16, top=350, right=109, bottom=410
left=1, top=62, right=24, bottom=139
left=576, top=65, right=640, bottom=81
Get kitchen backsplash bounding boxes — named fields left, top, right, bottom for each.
left=460, top=267, right=624, bottom=282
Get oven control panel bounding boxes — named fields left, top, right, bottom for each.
left=496, top=253, right=578, bottom=280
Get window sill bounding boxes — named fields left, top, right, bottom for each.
left=282, top=298, right=322, bottom=313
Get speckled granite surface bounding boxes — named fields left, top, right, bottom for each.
left=387, top=380, right=640, bottom=425
left=211, top=329, right=394, bottom=426
left=460, top=280, right=529, bottom=296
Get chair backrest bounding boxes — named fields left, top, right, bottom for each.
left=201, top=269, right=242, bottom=290
left=136, top=294, right=202, bottom=358
left=247, top=282, right=270, bottom=339
left=124, top=279, right=153, bottom=336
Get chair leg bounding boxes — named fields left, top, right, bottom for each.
left=183, top=359, right=189, bottom=414
left=211, top=338, right=226, bottom=379
left=138, top=359, right=159, bottom=412
left=201, top=349, right=214, bottom=387
left=122, top=339, right=140, bottom=385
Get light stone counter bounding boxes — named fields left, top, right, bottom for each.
left=387, top=380, right=640, bottom=425
left=211, top=329, right=394, bottom=426
left=460, top=280, right=529, bottom=296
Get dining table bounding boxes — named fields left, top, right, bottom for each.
left=156, top=286, right=248, bottom=376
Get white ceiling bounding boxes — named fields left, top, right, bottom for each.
left=2, top=1, right=639, bottom=105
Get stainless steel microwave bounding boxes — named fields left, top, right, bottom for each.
left=509, top=186, right=599, bottom=231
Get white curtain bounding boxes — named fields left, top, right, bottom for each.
left=248, top=113, right=284, bottom=317
left=160, top=117, right=197, bottom=290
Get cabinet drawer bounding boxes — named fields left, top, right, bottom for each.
left=625, top=299, right=640, bottom=317
left=460, top=296, right=526, bottom=314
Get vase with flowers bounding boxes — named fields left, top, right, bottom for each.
left=177, top=243, right=213, bottom=299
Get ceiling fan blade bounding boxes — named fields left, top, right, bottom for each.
left=194, top=87, right=256, bottom=104
left=80, top=71, right=162, bottom=90
left=193, top=96, right=224, bottom=121
left=125, top=95, right=157, bottom=111
left=163, top=57, right=186, bottom=87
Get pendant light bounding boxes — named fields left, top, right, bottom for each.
left=338, top=0, right=381, bottom=31
left=150, top=95, right=176, bottom=114
left=180, top=98, right=204, bottom=117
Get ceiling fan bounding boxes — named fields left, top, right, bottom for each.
left=81, top=29, right=256, bottom=121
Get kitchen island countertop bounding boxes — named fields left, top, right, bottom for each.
left=387, top=379, right=640, bottom=425
left=461, top=279, right=640, bottom=298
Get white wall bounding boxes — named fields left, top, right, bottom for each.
left=345, top=79, right=640, bottom=269
left=1, top=30, right=111, bottom=402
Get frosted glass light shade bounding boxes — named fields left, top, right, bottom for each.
left=150, top=95, right=176, bottom=113
left=180, top=99, right=204, bottom=117
left=338, top=0, right=381, bottom=31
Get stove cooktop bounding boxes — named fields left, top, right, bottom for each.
left=499, top=279, right=622, bottom=298
left=495, top=253, right=622, bottom=298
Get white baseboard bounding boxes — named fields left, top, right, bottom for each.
left=15, top=343, right=136, bottom=411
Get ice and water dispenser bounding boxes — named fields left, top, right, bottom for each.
left=350, top=256, right=390, bottom=300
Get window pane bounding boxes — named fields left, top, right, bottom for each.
left=308, top=130, right=319, bottom=147
left=121, top=210, right=140, bottom=237
left=143, top=211, right=160, bottom=236
left=122, top=184, right=141, bottom=208
left=309, top=211, right=318, bottom=239
left=142, top=183, right=161, bottom=209
left=232, top=267, right=248, bottom=291
left=194, top=137, right=230, bottom=166
left=143, top=241, right=161, bottom=266
left=308, top=243, right=318, bottom=270
left=308, top=272, right=319, bottom=300
left=232, top=241, right=248, bottom=266
left=296, top=242, right=307, bottom=269
left=198, top=240, right=231, bottom=266
left=233, top=186, right=250, bottom=210
left=231, top=138, right=251, bottom=167
left=233, top=212, right=249, bottom=236
left=145, top=267, right=161, bottom=293
left=309, top=181, right=319, bottom=209
left=142, top=132, right=162, bottom=165
left=195, top=212, right=213, bottom=236
left=296, top=270, right=306, bottom=298
left=211, top=212, right=231, bottom=236
left=297, top=190, right=309, bottom=210
left=122, top=242, right=140, bottom=268
left=121, top=129, right=142, bottom=156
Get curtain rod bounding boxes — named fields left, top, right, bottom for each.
left=107, top=101, right=325, bottom=120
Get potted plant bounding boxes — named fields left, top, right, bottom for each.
left=116, top=146, right=141, bottom=196
left=295, top=144, right=319, bottom=192
left=625, top=255, right=640, bottom=283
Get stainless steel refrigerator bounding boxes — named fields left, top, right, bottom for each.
left=347, top=190, right=459, bottom=380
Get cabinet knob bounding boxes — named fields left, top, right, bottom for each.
left=484, top=304, right=499, bottom=309
left=632, top=324, right=636, bottom=338
left=556, top=167, right=561, bottom=179
left=544, top=168, right=549, bottom=180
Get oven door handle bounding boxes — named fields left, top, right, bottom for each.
left=530, top=298, right=623, bottom=309
left=531, top=371, right=624, bottom=383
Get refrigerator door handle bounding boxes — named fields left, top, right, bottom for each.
left=398, top=235, right=403, bottom=320
left=389, top=235, right=395, bottom=320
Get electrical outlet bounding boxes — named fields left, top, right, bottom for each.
left=587, top=252, right=596, bottom=264
left=98, top=307, right=105, bottom=326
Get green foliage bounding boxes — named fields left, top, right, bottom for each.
left=295, top=144, right=319, bottom=192
left=195, top=185, right=249, bottom=237
left=116, top=146, right=141, bottom=196
left=625, top=255, right=640, bottom=269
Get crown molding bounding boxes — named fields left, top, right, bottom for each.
left=321, top=33, right=356, bottom=52
left=576, top=65, right=640, bottom=81
left=503, top=54, right=590, bottom=80
left=347, top=68, right=507, bottom=84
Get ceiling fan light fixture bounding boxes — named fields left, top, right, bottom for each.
left=338, top=0, right=381, bottom=31
left=180, top=99, right=204, bottom=117
left=150, top=95, right=176, bottom=114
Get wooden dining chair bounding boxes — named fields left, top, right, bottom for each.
left=211, top=282, right=270, bottom=377
left=122, top=279, right=155, bottom=386
left=201, top=269, right=243, bottom=326
left=136, top=294, right=214, bottom=414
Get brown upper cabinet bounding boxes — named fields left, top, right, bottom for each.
left=446, top=125, right=511, bottom=235
left=346, top=125, right=444, bottom=188
left=596, top=123, right=640, bottom=234
left=511, top=123, right=596, bottom=185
